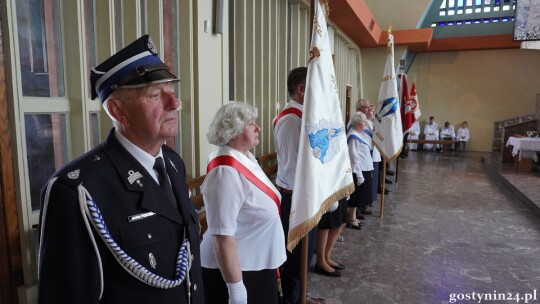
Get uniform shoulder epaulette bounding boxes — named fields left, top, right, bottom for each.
left=55, top=149, right=106, bottom=188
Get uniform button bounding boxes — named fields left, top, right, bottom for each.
left=147, top=233, right=153, bottom=239
left=193, top=284, right=197, bottom=291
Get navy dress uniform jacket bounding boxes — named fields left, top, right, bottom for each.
left=38, top=129, right=204, bottom=304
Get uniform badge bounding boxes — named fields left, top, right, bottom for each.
left=146, top=37, right=158, bottom=55
left=127, top=170, right=144, bottom=187
left=67, top=169, right=80, bottom=179
left=149, top=252, right=157, bottom=269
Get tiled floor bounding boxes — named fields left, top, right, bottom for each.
left=306, top=151, right=540, bottom=304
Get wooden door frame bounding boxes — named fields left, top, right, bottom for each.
left=0, top=8, right=24, bottom=303
left=345, top=85, right=352, bottom=125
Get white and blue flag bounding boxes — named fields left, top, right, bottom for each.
left=372, top=31, right=403, bottom=161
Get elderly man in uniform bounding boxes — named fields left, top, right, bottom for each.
left=38, top=35, right=204, bottom=304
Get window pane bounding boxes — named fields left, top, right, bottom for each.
left=114, top=0, right=123, bottom=48
left=16, top=0, right=65, bottom=97
left=163, top=0, right=181, bottom=153
left=25, top=113, right=68, bottom=211
left=140, top=0, right=147, bottom=33
left=84, top=0, right=96, bottom=98
left=89, top=112, right=100, bottom=148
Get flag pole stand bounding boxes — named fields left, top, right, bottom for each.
left=300, top=236, right=308, bottom=304
left=379, top=159, right=387, bottom=219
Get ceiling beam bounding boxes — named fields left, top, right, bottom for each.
left=328, top=0, right=520, bottom=52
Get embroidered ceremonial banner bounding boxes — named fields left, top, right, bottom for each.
left=287, top=0, right=355, bottom=252
left=409, top=79, right=422, bottom=121
left=400, top=73, right=414, bottom=134
left=372, top=31, right=403, bottom=161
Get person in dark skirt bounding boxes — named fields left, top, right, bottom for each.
left=346, top=112, right=374, bottom=229
left=313, top=198, right=348, bottom=277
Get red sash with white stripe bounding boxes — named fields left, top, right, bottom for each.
left=207, top=155, right=281, bottom=213
left=273, top=107, right=302, bottom=128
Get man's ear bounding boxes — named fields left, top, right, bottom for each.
left=107, top=98, right=129, bottom=127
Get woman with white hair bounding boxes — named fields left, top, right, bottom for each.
left=201, top=102, right=286, bottom=304
left=346, top=111, right=374, bottom=229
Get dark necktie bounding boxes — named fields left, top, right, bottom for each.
left=153, top=157, right=177, bottom=206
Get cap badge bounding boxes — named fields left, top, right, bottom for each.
left=146, top=37, right=158, bottom=55
left=127, top=170, right=144, bottom=187
left=67, top=169, right=80, bottom=180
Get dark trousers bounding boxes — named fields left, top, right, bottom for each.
left=202, top=267, right=277, bottom=303
left=372, top=161, right=379, bottom=202
left=279, top=191, right=317, bottom=304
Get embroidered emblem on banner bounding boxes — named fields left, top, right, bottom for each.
left=67, top=169, right=80, bottom=179
left=127, top=170, right=144, bottom=187
left=375, top=96, right=398, bottom=123
left=305, top=119, right=343, bottom=164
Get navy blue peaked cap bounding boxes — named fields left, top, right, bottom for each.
left=90, top=35, right=178, bottom=102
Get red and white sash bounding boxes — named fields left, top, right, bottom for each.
left=273, top=106, right=302, bottom=128
left=206, top=147, right=281, bottom=213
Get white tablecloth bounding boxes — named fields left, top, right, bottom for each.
left=506, top=137, right=540, bottom=161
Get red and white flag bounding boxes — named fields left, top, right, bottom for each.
left=372, top=31, right=403, bottom=161
left=400, top=73, right=414, bottom=134
left=409, top=80, right=422, bottom=121
left=287, top=0, right=354, bottom=251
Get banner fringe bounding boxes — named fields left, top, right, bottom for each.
left=286, top=183, right=355, bottom=252
left=373, top=141, right=404, bottom=162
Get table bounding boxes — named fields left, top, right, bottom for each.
left=506, top=137, right=540, bottom=161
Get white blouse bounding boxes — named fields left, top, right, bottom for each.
left=200, top=146, right=286, bottom=271
left=347, top=129, right=374, bottom=175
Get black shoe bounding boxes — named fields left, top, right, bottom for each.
left=345, top=222, right=362, bottom=230
left=313, top=264, right=342, bottom=277
left=331, top=263, right=346, bottom=270
left=385, top=177, right=393, bottom=184
left=378, top=188, right=391, bottom=195
left=360, top=209, right=372, bottom=215
left=386, top=170, right=395, bottom=176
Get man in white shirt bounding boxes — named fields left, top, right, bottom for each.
left=456, top=121, right=471, bottom=152
left=274, top=67, right=320, bottom=304
left=440, top=121, right=456, bottom=152
left=423, top=116, right=439, bottom=151
left=408, top=120, right=421, bottom=151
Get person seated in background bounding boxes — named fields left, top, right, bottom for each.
left=440, top=121, right=456, bottom=152
left=408, top=120, right=421, bottom=151
left=456, top=121, right=470, bottom=152
left=423, top=116, right=439, bottom=151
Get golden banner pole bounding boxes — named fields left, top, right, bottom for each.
left=379, top=159, right=387, bottom=218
